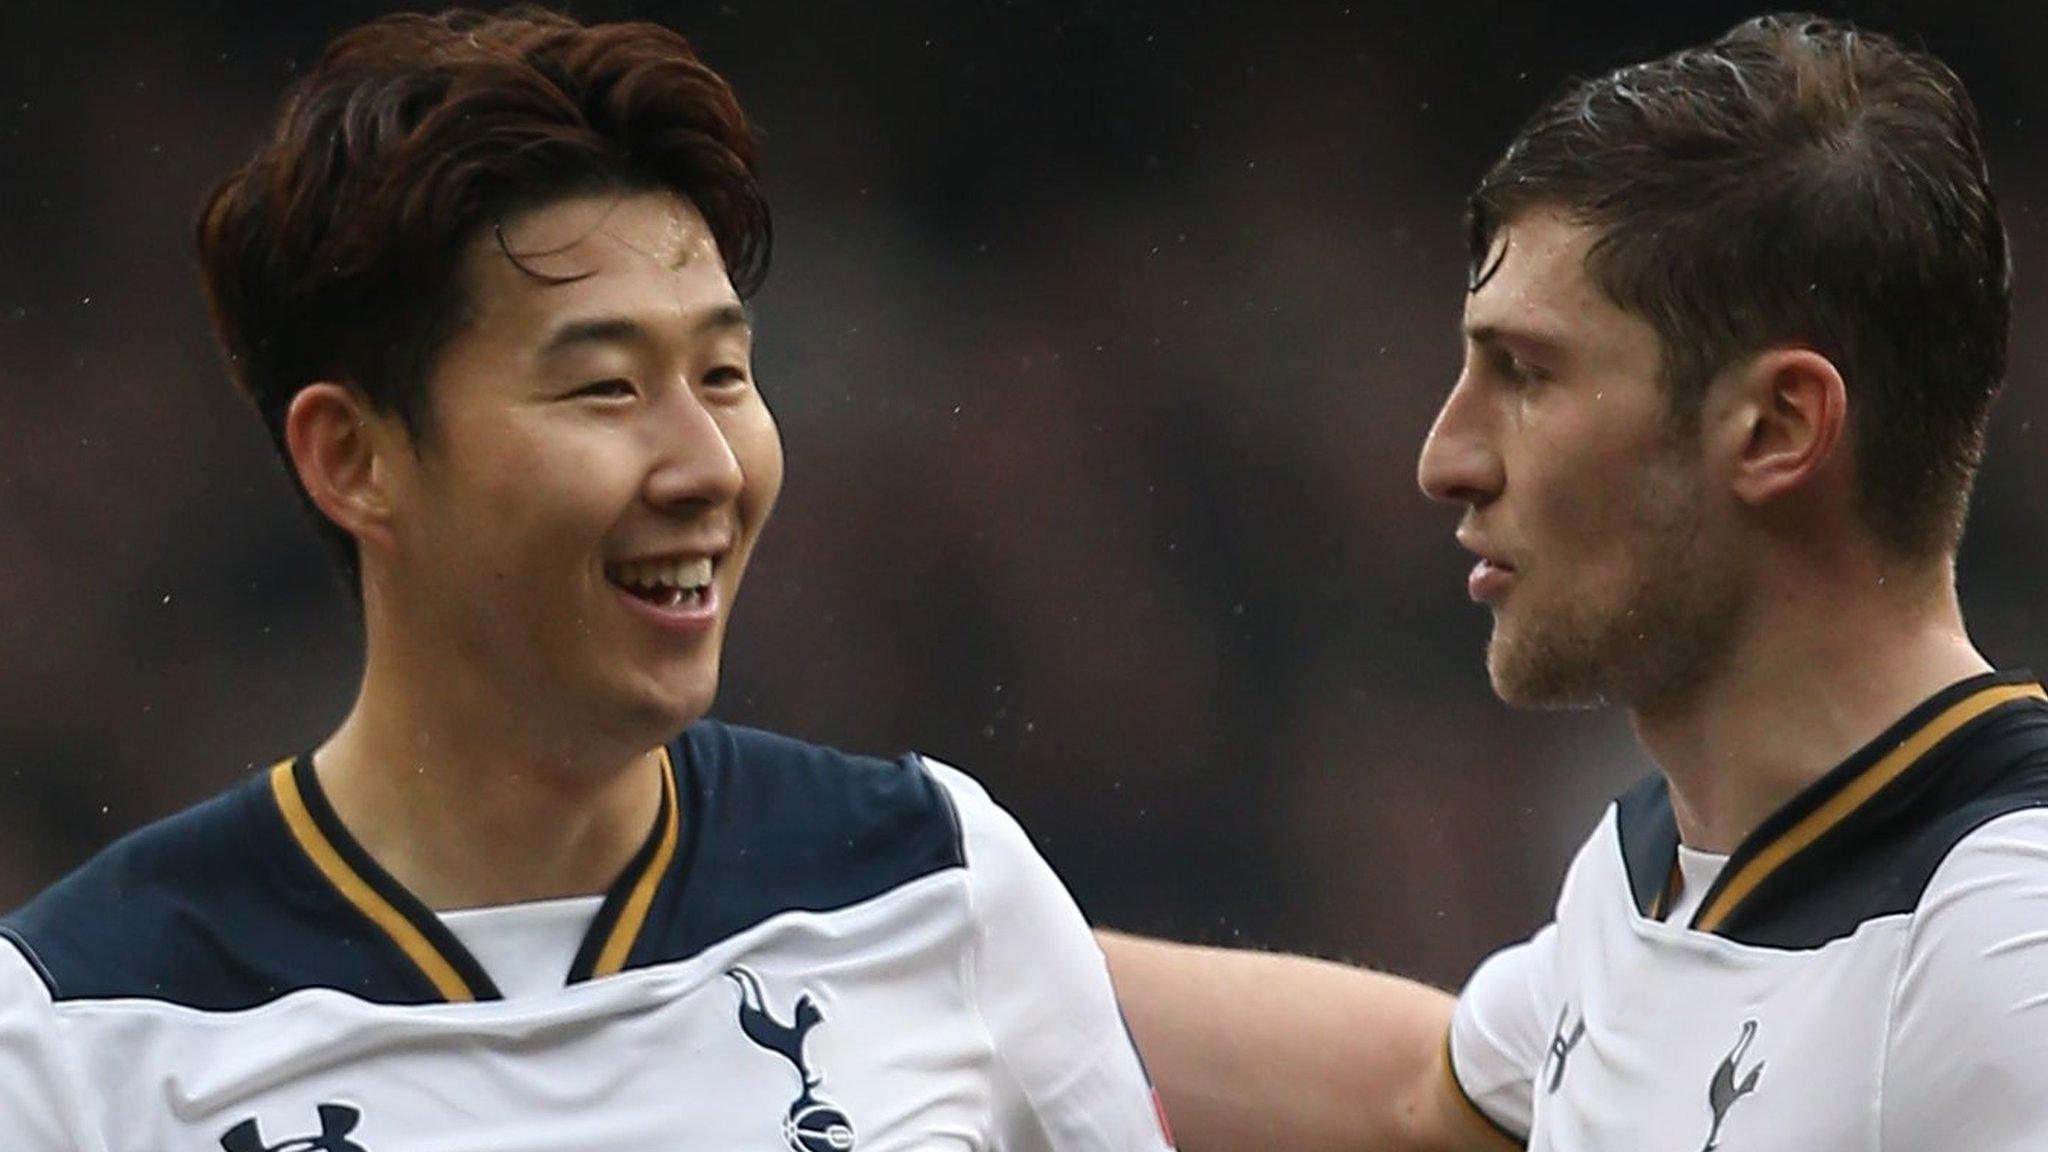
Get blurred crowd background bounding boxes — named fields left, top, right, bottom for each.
left=1, top=0, right=2042, bottom=989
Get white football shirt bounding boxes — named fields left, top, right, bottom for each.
left=0, top=721, right=1176, bottom=1152
left=1449, top=672, right=2048, bottom=1151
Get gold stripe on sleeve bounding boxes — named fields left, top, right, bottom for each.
left=1440, top=1030, right=1529, bottom=1151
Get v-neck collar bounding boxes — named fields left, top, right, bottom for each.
left=268, top=745, right=682, bottom=1002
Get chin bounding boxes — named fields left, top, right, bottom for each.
left=1486, top=630, right=1613, bottom=712
left=606, top=664, right=722, bottom=743
left=650, top=680, right=721, bottom=733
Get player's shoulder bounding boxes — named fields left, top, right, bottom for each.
left=1729, top=673, right=2045, bottom=946
left=1601, top=673, right=2048, bottom=947
left=1881, top=684, right=2048, bottom=896
left=651, top=721, right=970, bottom=948
left=672, top=720, right=1056, bottom=913
left=1, top=770, right=286, bottom=1005
left=680, top=717, right=968, bottom=862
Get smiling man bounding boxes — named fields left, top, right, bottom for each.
left=1102, top=14, right=2048, bottom=1152
left=0, top=11, right=1172, bottom=1151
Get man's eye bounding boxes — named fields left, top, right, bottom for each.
left=1495, top=352, right=1547, bottom=386
left=570, top=378, right=637, bottom=400
left=703, top=365, right=750, bottom=389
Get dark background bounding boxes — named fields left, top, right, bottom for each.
left=1, top=1, right=2042, bottom=988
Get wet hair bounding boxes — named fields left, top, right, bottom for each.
left=197, top=6, right=770, bottom=590
left=1470, top=13, right=2008, bottom=557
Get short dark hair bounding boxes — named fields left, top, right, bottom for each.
left=1469, top=13, right=2009, bottom=557
left=197, top=6, right=771, bottom=591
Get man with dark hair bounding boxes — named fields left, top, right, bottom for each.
left=0, top=10, right=1173, bottom=1151
left=1103, top=14, right=2046, bottom=1151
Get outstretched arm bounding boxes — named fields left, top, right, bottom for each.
left=1099, top=931, right=1511, bottom=1152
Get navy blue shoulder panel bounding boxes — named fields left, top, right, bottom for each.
left=0, top=772, right=443, bottom=1008
left=1722, top=698, right=2048, bottom=949
left=1607, top=692, right=2048, bottom=949
left=621, top=720, right=967, bottom=972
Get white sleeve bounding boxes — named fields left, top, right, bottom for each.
left=0, top=938, right=93, bottom=1151
left=924, top=758, right=1176, bottom=1152
left=1447, top=922, right=1559, bottom=1141
left=1880, top=808, right=2048, bottom=1151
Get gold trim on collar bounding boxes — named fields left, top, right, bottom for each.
left=1694, top=681, right=2047, bottom=932
left=268, top=760, right=476, bottom=1002
left=589, top=746, right=680, bottom=978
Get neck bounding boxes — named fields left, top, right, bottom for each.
left=1631, top=557, right=1988, bottom=853
left=313, top=634, right=668, bottom=912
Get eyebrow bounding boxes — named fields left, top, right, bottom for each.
left=538, top=304, right=753, bottom=357
left=1463, top=323, right=1568, bottom=359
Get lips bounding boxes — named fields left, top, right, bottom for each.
left=602, top=551, right=727, bottom=624
left=1454, top=526, right=1516, bottom=603
left=1467, top=557, right=1516, bottom=603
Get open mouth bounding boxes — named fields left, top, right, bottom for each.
left=605, top=555, right=714, bottom=609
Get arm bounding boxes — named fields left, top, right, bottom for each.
left=1099, top=932, right=1512, bottom=1152
left=927, top=761, right=1176, bottom=1151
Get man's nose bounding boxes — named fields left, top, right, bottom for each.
left=1417, top=374, right=1503, bottom=507
left=644, top=388, right=744, bottom=510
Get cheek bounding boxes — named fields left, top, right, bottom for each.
left=448, top=420, right=635, bottom=551
left=1524, top=432, right=1672, bottom=575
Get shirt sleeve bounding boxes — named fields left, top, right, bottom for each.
left=1447, top=921, right=1559, bottom=1143
left=1880, top=807, right=2048, bottom=1151
left=0, top=935, right=93, bottom=1151
left=923, top=758, right=1176, bottom=1152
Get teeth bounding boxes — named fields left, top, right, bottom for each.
left=611, top=556, right=715, bottom=591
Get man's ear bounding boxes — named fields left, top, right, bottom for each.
left=1719, top=348, right=1849, bottom=508
left=283, top=383, right=407, bottom=554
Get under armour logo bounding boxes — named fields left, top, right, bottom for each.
left=1702, top=1019, right=1765, bottom=1151
left=728, top=966, right=857, bottom=1152
left=220, top=1104, right=368, bottom=1152
left=1542, top=1004, right=1586, bottom=1095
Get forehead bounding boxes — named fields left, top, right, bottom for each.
left=462, top=191, right=737, bottom=323
left=1462, top=210, right=1625, bottom=337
